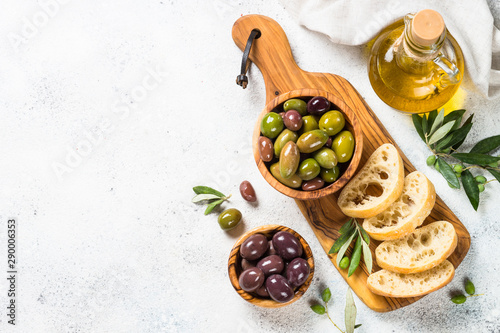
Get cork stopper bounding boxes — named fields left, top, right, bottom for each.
left=411, top=9, right=445, bottom=46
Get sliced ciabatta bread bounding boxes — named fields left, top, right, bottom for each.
left=367, top=260, right=455, bottom=298
left=363, top=171, right=436, bottom=241
left=375, top=221, right=457, bottom=274
left=338, top=144, right=404, bottom=218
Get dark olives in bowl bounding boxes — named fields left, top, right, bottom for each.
left=228, top=225, right=314, bottom=308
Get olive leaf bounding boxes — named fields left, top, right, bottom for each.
left=204, top=199, right=224, bottom=215
left=339, top=218, right=354, bottom=235
left=436, top=158, right=460, bottom=189
left=336, top=231, right=357, bottom=266
left=461, top=170, right=480, bottom=211
left=192, top=193, right=222, bottom=203
left=193, top=186, right=225, bottom=197
left=329, top=227, right=356, bottom=254
left=428, top=120, right=456, bottom=145
left=487, top=168, right=500, bottom=182
left=429, top=109, right=445, bottom=137
left=470, top=135, right=500, bottom=154
left=435, top=122, right=472, bottom=152
left=345, top=288, right=357, bottom=333
left=348, top=237, right=362, bottom=277
left=310, top=304, right=326, bottom=315
left=322, top=288, right=332, bottom=303
left=452, top=114, right=474, bottom=150
left=443, top=109, right=466, bottom=128
left=412, top=114, right=426, bottom=142
left=362, top=241, right=373, bottom=274
left=426, top=109, right=438, bottom=134
left=451, top=153, right=500, bottom=166
left=358, top=224, right=370, bottom=245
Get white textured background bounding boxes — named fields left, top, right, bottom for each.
left=0, top=0, right=499, bottom=332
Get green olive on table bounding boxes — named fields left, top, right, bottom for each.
left=313, top=147, right=338, bottom=169
left=271, top=162, right=302, bottom=188
left=279, top=141, right=300, bottom=179
left=283, top=98, right=307, bottom=116
left=298, top=158, right=321, bottom=181
left=218, top=208, right=242, bottom=230
left=321, top=166, right=340, bottom=183
left=332, top=130, right=355, bottom=163
left=261, top=112, right=284, bottom=139
left=319, top=111, right=345, bottom=136
left=299, top=115, right=319, bottom=134
left=274, top=129, right=299, bottom=156
left=296, top=130, right=329, bottom=153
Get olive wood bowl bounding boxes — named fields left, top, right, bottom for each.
left=253, top=89, right=363, bottom=200
left=228, top=224, right=314, bottom=308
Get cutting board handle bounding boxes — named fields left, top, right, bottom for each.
left=232, top=15, right=306, bottom=103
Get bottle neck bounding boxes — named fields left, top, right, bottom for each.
left=396, top=15, right=446, bottom=75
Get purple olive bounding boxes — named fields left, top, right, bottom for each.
left=258, top=136, right=274, bottom=162
left=255, top=284, right=270, bottom=297
left=266, top=240, right=277, bottom=256
left=239, top=267, right=265, bottom=292
left=307, top=96, right=330, bottom=116
left=257, top=255, right=284, bottom=276
left=239, top=180, right=257, bottom=202
left=284, top=110, right=303, bottom=131
left=241, top=259, right=256, bottom=271
left=241, top=234, right=268, bottom=260
left=302, top=177, right=325, bottom=191
left=272, top=231, right=303, bottom=261
left=286, top=257, right=310, bottom=287
left=325, top=137, right=333, bottom=148
left=266, top=274, right=294, bottom=303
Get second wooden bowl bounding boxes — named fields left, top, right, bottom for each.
left=228, top=225, right=314, bottom=308
left=253, top=88, right=363, bottom=200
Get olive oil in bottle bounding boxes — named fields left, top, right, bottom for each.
left=368, top=9, right=465, bottom=113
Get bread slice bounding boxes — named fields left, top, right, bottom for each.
left=375, top=221, right=457, bottom=274
left=367, top=260, right=455, bottom=298
left=338, top=144, right=404, bottom=218
left=363, top=171, right=436, bottom=241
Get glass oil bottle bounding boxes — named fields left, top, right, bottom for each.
left=368, top=9, right=465, bottom=113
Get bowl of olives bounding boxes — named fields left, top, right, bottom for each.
left=253, top=89, right=363, bottom=200
left=228, top=225, right=314, bottom=308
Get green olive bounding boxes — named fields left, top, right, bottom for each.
left=321, top=166, right=340, bottom=183
left=426, top=155, right=437, bottom=166
left=319, top=111, right=345, bottom=136
left=260, top=112, right=284, bottom=139
left=332, top=130, right=355, bottom=163
left=475, top=175, right=486, bottom=184
left=339, top=256, right=350, bottom=270
left=283, top=98, right=307, bottom=116
left=271, top=162, right=302, bottom=188
left=299, top=115, right=319, bottom=135
left=298, top=158, right=321, bottom=181
left=313, top=147, right=338, bottom=169
left=279, top=141, right=300, bottom=179
left=274, top=129, right=299, bottom=156
left=465, top=280, right=475, bottom=295
left=451, top=294, right=466, bottom=304
left=218, top=208, right=242, bottom=230
left=296, top=130, right=329, bottom=153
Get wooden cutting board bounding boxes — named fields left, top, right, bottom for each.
left=232, top=14, right=471, bottom=312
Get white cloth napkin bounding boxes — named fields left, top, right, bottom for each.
left=281, top=0, right=500, bottom=99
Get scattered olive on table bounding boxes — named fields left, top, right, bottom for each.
left=218, top=208, right=242, bottom=230
left=259, top=96, right=355, bottom=191
left=239, top=180, right=257, bottom=202
left=237, top=231, right=310, bottom=303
